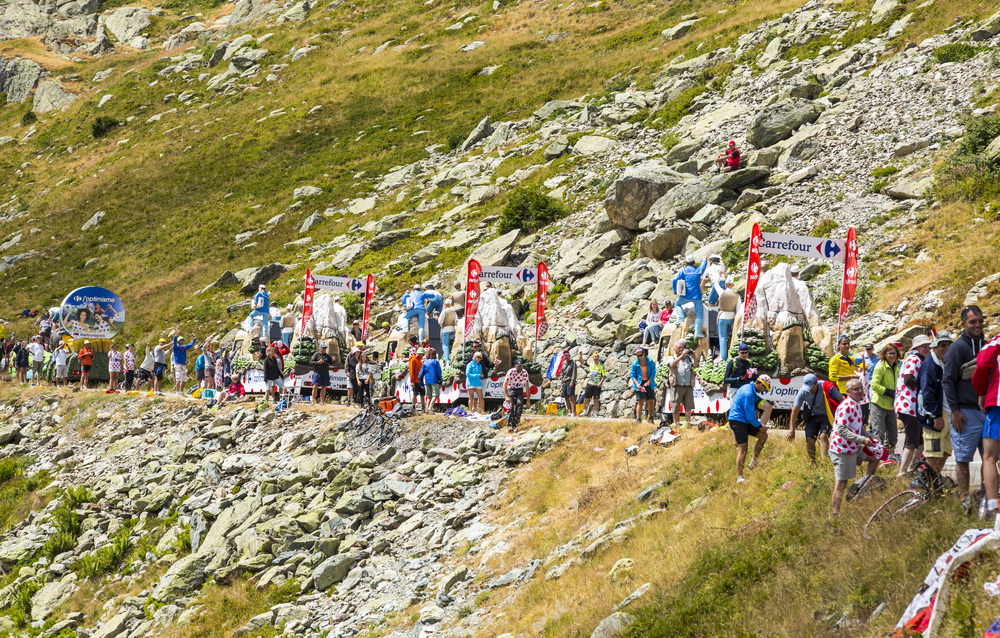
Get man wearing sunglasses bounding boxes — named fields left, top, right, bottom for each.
left=944, top=305, right=987, bottom=511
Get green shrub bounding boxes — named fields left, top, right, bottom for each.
left=650, top=85, right=707, bottom=129
left=721, top=241, right=744, bottom=273
left=811, top=218, right=838, bottom=237
left=933, top=43, right=982, bottom=64
left=870, top=166, right=899, bottom=179
left=0, top=457, right=22, bottom=483
left=820, top=278, right=873, bottom=319
left=868, top=179, right=890, bottom=194
left=20, top=110, right=37, bottom=126
left=935, top=113, right=1000, bottom=205
left=91, top=116, right=120, bottom=138
left=497, top=187, right=567, bottom=235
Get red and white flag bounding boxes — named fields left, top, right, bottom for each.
left=464, top=259, right=481, bottom=335
left=301, top=269, right=315, bottom=332
left=837, top=227, right=859, bottom=335
left=536, top=261, right=549, bottom=340
left=742, top=223, right=762, bottom=327
left=361, top=274, right=374, bottom=341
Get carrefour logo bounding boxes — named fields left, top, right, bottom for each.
left=823, top=240, right=841, bottom=258
left=350, top=279, right=364, bottom=291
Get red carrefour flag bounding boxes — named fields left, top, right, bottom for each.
left=838, top=227, right=859, bottom=335
left=361, top=274, right=374, bottom=341
left=536, top=261, right=549, bottom=340
left=301, top=269, right=315, bottom=332
left=742, top=223, right=762, bottom=326
left=464, top=259, right=481, bottom=334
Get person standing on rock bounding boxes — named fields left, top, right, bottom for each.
left=123, top=343, right=136, bottom=391
left=787, top=373, right=843, bottom=465
left=560, top=349, right=578, bottom=416
left=171, top=335, right=196, bottom=395
left=346, top=345, right=360, bottom=405
left=919, top=332, right=953, bottom=475
left=78, top=340, right=95, bottom=389
left=310, top=343, right=333, bottom=404
left=727, top=374, right=773, bottom=484
left=672, top=256, right=709, bottom=339
left=281, top=305, right=296, bottom=347
left=582, top=352, right=606, bottom=417
left=402, top=285, right=427, bottom=342
left=350, top=320, right=363, bottom=344
left=869, top=344, right=901, bottom=458
left=667, top=341, right=696, bottom=429
left=642, top=300, right=662, bottom=347
left=357, top=351, right=374, bottom=406
left=107, top=343, right=122, bottom=392
left=423, top=284, right=444, bottom=319
left=895, top=334, right=931, bottom=476
left=944, top=305, right=987, bottom=510
left=439, top=299, right=458, bottom=365
left=249, top=285, right=271, bottom=340
left=705, top=255, right=726, bottom=306
left=630, top=347, right=657, bottom=423
left=829, top=379, right=879, bottom=518
left=420, top=348, right=443, bottom=413
left=717, top=280, right=739, bottom=361
left=203, top=341, right=217, bottom=391
left=451, top=282, right=466, bottom=320
left=972, top=329, right=1000, bottom=520
left=14, top=340, right=28, bottom=385
left=724, top=343, right=754, bottom=391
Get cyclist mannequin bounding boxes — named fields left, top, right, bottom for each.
left=503, top=361, right=531, bottom=429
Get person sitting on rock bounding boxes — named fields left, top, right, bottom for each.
left=713, top=140, right=741, bottom=173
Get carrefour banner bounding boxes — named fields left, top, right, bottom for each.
left=760, top=232, right=846, bottom=261
left=60, top=286, right=125, bottom=339
left=313, top=274, right=368, bottom=293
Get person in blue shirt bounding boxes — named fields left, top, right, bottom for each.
left=249, top=285, right=271, bottom=339
left=419, top=348, right=444, bottom=413
left=672, top=256, right=709, bottom=338
left=465, top=351, right=484, bottom=414
left=630, top=347, right=657, bottom=423
left=172, top=335, right=196, bottom=394
left=422, top=285, right=444, bottom=319
left=727, top=374, right=773, bottom=483
left=401, top=284, right=426, bottom=341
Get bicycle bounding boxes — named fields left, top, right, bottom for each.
left=863, top=460, right=952, bottom=540
left=361, top=402, right=406, bottom=448
left=345, top=397, right=380, bottom=434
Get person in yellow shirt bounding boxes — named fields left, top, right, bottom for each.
left=828, top=335, right=866, bottom=394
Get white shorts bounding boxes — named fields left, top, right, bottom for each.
left=56, top=365, right=68, bottom=379
left=173, top=364, right=187, bottom=382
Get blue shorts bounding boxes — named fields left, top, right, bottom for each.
left=985, top=406, right=1000, bottom=442
left=313, top=371, right=330, bottom=387
left=950, top=408, right=986, bottom=463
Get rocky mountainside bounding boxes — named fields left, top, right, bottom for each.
left=0, top=393, right=570, bottom=637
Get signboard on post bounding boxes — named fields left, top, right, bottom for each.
left=60, top=286, right=125, bottom=340
left=759, top=232, right=846, bottom=261
left=312, top=274, right=368, bottom=293
left=479, top=266, right=539, bottom=285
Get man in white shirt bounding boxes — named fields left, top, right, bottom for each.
left=28, top=336, right=46, bottom=387
left=53, top=343, right=69, bottom=386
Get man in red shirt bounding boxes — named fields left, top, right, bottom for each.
left=714, top=141, right=741, bottom=173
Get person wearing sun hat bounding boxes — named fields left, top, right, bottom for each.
left=78, top=339, right=95, bottom=390
left=727, top=373, right=773, bottom=484
left=895, top=333, right=932, bottom=475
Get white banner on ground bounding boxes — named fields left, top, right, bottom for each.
left=393, top=376, right=541, bottom=404
left=313, top=274, right=367, bottom=293
left=760, top=232, right=846, bottom=262
left=479, top=266, right=539, bottom=285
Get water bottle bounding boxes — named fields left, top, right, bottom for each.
left=979, top=494, right=987, bottom=519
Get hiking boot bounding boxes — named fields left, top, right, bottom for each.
left=748, top=458, right=757, bottom=470
left=736, top=476, right=748, bottom=484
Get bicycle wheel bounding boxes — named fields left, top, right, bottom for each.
left=863, top=489, right=924, bottom=539
left=346, top=409, right=368, bottom=432
left=356, top=409, right=380, bottom=435
left=376, top=417, right=399, bottom=448
left=361, top=413, right=387, bottom=448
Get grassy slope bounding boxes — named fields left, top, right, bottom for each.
left=465, top=418, right=982, bottom=637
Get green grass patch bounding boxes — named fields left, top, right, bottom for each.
left=932, top=42, right=984, bottom=64
left=497, top=187, right=568, bottom=236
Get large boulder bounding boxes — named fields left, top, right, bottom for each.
left=151, top=552, right=213, bottom=602
left=971, top=10, right=1000, bottom=41
left=636, top=226, right=689, bottom=260
left=554, top=230, right=627, bottom=278
left=590, top=612, right=635, bottom=638
left=0, top=0, right=55, bottom=41
left=986, top=135, right=1000, bottom=163
left=604, top=162, right=686, bottom=230
left=467, top=229, right=520, bottom=268
left=313, top=554, right=355, bottom=590
left=458, top=116, right=493, bottom=152
left=573, top=135, right=617, bottom=156
left=0, top=57, right=44, bottom=103
left=869, top=0, right=898, bottom=23
left=235, top=263, right=287, bottom=293
left=746, top=99, right=823, bottom=148
left=32, top=79, right=77, bottom=113
left=646, top=184, right=732, bottom=224
left=884, top=174, right=933, bottom=200
left=101, top=6, right=151, bottom=47
left=31, top=579, right=75, bottom=622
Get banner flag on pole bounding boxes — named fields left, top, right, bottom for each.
left=464, top=259, right=481, bottom=335
left=741, top=223, right=762, bottom=329
left=837, top=226, right=859, bottom=336
left=361, top=274, right=374, bottom=341
left=301, top=269, right=315, bottom=332
left=536, top=261, right=549, bottom=340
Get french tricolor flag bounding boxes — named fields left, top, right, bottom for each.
left=546, top=352, right=566, bottom=380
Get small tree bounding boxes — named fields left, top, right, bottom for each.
left=497, top=187, right=567, bottom=235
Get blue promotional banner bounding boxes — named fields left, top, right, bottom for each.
left=59, top=286, right=125, bottom=339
